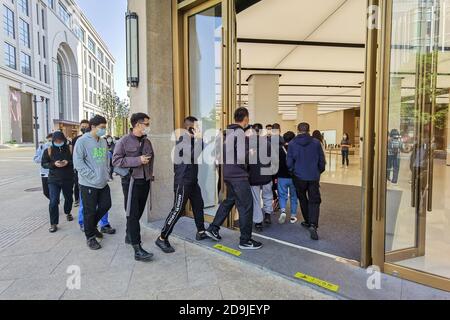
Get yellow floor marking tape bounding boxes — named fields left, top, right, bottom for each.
left=294, top=272, right=340, bottom=292
left=213, top=244, right=242, bottom=257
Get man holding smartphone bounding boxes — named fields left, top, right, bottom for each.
left=113, top=113, right=154, bottom=262
left=156, top=116, right=207, bottom=254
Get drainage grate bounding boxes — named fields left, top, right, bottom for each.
left=0, top=216, right=48, bottom=250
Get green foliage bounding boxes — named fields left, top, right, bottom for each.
left=99, top=88, right=130, bottom=136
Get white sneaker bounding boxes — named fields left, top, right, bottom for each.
left=278, top=212, right=287, bottom=224
left=290, top=217, right=298, bottom=224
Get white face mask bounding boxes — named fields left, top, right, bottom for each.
left=143, top=127, right=151, bottom=136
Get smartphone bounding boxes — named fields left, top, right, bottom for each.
left=188, top=127, right=195, bottom=135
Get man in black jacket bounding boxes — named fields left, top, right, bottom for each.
left=156, top=116, right=207, bottom=253
left=206, top=107, right=263, bottom=250
left=248, top=123, right=274, bottom=232
left=41, top=131, right=74, bottom=233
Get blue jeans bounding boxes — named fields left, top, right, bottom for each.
left=48, top=181, right=73, bottom=225
left=78, top=192, right=110, bottom=228
left=277, top=178, right=298, bottom=216
left=387, top=155, right=400, bottom=184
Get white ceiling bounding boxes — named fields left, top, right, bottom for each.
left=236, top=0, right=367, bottom=116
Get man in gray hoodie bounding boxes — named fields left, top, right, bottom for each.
left=73, top=115, right=112, bottom=250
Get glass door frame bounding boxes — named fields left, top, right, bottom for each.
left=371, top=0, right=450, bottom=292
left=172, top=0, right=237, bottom=225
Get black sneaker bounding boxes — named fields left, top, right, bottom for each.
left=66, top=214, right=74, bottom=222
left=309, top=227, right=319, bottom=241
left=133, top=244, right=153, bottom=262
left=87, top=238, right=102, bottom=250
left=49, top=225, right=58, bottom=233
left=205, top=228, right=221, bottom=241
left=196, top=231, right=208, bottom=241
left=239, top=239, right=263, bottom=250
left=101, top=225, right=116, bottom=235
left=264, top=213, right=272, bottom=225
left=301, top=221, right=310, bottom=229
left=155, top=237, right=175, bottom=254
left=254, top=223, right=263, bottom=232
left=95, top=229, right=103, bottom=239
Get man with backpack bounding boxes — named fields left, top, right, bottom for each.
left=41, top=131, right=74, bottom=233
left=388, top=129, right=402, bottom=185
left=112, top=113, right=154, bottom=262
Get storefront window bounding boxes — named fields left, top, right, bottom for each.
left=385, top=0, right=450, bottom=280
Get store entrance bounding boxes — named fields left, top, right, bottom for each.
left=233, top=0, right=367, bottom=262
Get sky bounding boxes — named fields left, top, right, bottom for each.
left=76, top=0, right=128, bottom=100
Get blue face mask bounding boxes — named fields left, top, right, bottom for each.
left=54, top=142, right=64, bottom=148
left=96, top=128, right=106, bottom=138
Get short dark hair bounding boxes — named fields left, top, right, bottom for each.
left=252, top=123, right=263, bottom=133
left=130, top=113, right=150, bottom=128
left=80, top=119, right=89, bottom=126
left=234, top=107, right=249, bottom=123
left=46, top=133, right=53, bottom=140
left=283, top=131, right=295, bottom=143
left=89, top=115, right=107, bottom=128
left=272, top=123, right=281, bottom=130
left=266, top=124, right=273, bottom=129
left=184, top=116, right=198, bottom=126
left=297, top=122, right=310, bottom=133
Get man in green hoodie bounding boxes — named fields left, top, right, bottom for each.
left=73, top=115, right=112, bottom=250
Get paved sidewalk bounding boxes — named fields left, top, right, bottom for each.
left=0, top=148, right=335, bottom=300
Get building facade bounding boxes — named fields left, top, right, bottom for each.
left=0, top=0, right=115, bottom=144
left=126, top=0, right=450, bottom=292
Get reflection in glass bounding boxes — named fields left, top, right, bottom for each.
left=188, top=5, right=222, bottom=215
left=385, top=0, right=450, bottom=279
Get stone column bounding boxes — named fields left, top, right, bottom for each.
left=247, top=74, right=281, bottom=125
left=447, top=102, right=450, bottom=166
left=128, top=0, right=175, bottom=222
left=296, top=103, right=318, bottom=132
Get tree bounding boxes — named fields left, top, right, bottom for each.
left=99, top=89, right=129, bottom=136
left=115, top=99, right=130, bottom=136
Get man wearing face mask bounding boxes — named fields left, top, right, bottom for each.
left=155, top=116, right=208, bottom=254
left=74, top=115, right=112, bottom=250
left=113, top=113, right=154, bottom=262
left=33, top=133, right=54, bottom=200
left=205, top=107, right=263, bottom=250
left=71, top=120, right=90, bottom=207
left=41, top=131, right=74, bottom=233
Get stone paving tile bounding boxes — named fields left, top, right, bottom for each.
left=157, top=285, right=223, bottom=300
left=51, top=244, right=120, bottom=276
left=0, top=274, right=67, bottom=300
left=0, top=280, right=14, bottom=295
left=0, top=247, right=70, bottom=281
left=0, top=230, right=65, bottom=257
left=61, top=269, right=133, bottom=300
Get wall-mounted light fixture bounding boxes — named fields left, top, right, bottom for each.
left=126, top=11, right=139, bottom=88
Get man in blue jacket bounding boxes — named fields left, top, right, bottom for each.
left=287, top=122, right=326, bottom=240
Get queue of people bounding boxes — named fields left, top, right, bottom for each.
left=33, top=107, right=331, bottom=262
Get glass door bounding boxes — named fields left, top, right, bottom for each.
left=376, top=0, right=450, bottom=290
left=182, top=0, right=236, bottom=219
